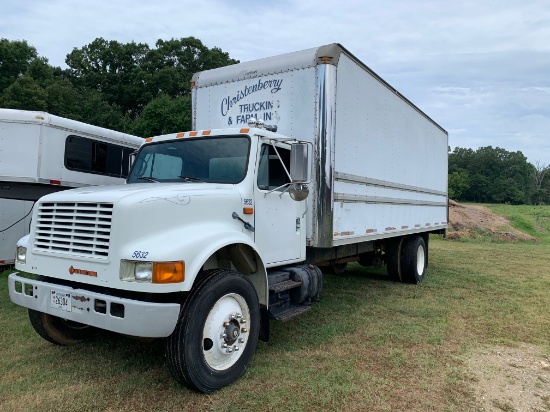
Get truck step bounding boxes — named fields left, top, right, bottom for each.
left=269, top=279, right=302, bottom=293
left=272, top=305, right=311, bottom=322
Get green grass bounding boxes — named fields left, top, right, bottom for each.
left=486, top=204, right=550, bottom=241
left=1, top=205, right=549, bottom=411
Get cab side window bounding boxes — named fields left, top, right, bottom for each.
left=257, top=144, right=291, bottom=190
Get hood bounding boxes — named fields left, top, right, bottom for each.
left=38, top=182, right=240, bottom=204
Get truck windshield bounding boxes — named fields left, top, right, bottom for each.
left=127, top=135, right=250, bottom=184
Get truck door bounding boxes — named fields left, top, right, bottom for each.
left=254, top=143, right=305, bottom=265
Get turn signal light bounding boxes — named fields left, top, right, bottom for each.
left=152, top=261, right=185, bottom=284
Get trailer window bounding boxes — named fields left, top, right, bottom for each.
left=65, top=135, right=134, bottom=178
left=257, top=144, right=291, bottom=190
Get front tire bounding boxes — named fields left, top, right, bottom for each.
left=166, top=269, right=260, bottom=393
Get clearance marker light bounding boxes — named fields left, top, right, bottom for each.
left=176, top=132, right=185, bottom=138
left=320, top=56, right=333, bottom=62
left=145, top=137, right=153, bottom=142
left=202, top=130, right=211, bottom=136
left=189, top=131, right=198, bottom=137
left=240, top=128, right=250, bottom=133
left=243, top=207, right=254, bottom=215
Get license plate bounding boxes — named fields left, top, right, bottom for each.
left=50, top=289, right=71, bottom=312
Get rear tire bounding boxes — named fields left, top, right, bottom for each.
left=165, top=269, right=260, bottom=393
left=329, top=262, right=348, bottom=275
left=401, top=236, right=427, bottom=284
left=386, top=238, right=404, bottom=282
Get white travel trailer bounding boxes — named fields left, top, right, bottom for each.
left=0, top=109, right=143, bottom=264
left=9, top=44, right=448, bottom=393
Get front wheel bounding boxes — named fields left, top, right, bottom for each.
left=165, top=269, right=260, bottom=393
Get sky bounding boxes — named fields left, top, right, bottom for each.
left=1, top=0, right=549, bottom=165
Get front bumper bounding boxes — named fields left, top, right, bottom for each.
left=8, top=273, right=180, bottom=338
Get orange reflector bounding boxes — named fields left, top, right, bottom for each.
left=176, top=132, right=185, bottom=138
left=189, top=131, right=198, bottom=137
left=202, top=130, right=211, bottom=135
left=320, top=56, right=333, bottom=62
left=50, top=180, right=61, bottom=185
left=243, top=207, right=254, bottom=214
left=152, top=261, right=184, bottom=284
left=190, top=81, right=196, bottom=87
left=240, top=128, right=250, bottom=133
left=145, top=137, right=153, bottom=142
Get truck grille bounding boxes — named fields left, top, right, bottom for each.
left=34, top=202, right=113, bottom=258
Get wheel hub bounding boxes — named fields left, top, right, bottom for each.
left=223, top=319, right=241, bottom=345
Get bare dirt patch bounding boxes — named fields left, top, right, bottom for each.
left=447, top=200, right=534, bottom=241
left=466, top=344, right=550, bottom=411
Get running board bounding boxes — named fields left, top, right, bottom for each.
left=271, top=305, right=311, bottom=322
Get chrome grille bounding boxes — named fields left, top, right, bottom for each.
left=34, top=202, right=113, bottom=257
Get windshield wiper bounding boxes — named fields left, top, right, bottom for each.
left=137, top=177, right=159, bottom=183
left=178, top=175, right=205, bottom=182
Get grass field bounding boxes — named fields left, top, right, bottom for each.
left=1, top=205, right=549, bottom=411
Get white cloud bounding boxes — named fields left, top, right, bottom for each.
left=1, top=0, right=550, bottom=163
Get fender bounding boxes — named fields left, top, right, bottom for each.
left=120, top=220, right=268, bottom=306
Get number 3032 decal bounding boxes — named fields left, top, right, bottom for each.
left=132, top=251, right=149, bottom=259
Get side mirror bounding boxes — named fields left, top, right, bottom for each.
left=290, top=143, right=308, bottom=183
left=128, top=151, right=137, bottom=174
left=290, top=143, right=309, bottom=201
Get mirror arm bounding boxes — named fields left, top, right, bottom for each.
left=270, top=141, right=292, bottom=181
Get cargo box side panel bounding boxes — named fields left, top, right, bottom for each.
left=332, top=53, right=448, bottom=245
left=193, top=68, right=318, bottom=142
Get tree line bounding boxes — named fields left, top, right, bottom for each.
left=0, top=37, right=237, bottom=137
left=1, top=37, right=549, bottom=204
left=449, top=146, right=549, bottom=204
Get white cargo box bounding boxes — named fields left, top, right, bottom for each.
left=192, top=44, right=448, bottom=248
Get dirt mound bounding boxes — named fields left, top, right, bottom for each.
left=447, top=200, right=534, bottom=241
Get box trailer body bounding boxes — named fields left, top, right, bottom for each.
left=9, top=45, right=448, bottom=393
left=0, top=109, right=143, bottom=264
left=191, top=43, right=448, bottom=254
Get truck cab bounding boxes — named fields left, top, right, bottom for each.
left=9, top=124, right=320, bottom=393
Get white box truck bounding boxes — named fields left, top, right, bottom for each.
left=0, top=109, right=143, bottom=265
left=8, top=44, right=448, bottom=393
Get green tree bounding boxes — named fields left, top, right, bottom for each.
left=448, top=171, right=469, bottom=199
left=130, top=95, right=191, bottom=137
left=0, top=38, right=38, bottom=92
left=65, top=37, right=238, bottom=118
left=449, top=146, right=536, bottom=204
left=0, top=75, right=48, bottom=110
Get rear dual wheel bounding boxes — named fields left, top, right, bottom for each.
left=386, top=236, right=427, bottom=284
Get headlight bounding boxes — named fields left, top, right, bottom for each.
left=120, top=260, right=184, bottom=284
left=16, top=246, right=27, bottom=264
left=135, top=262, right=153, bottom=281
